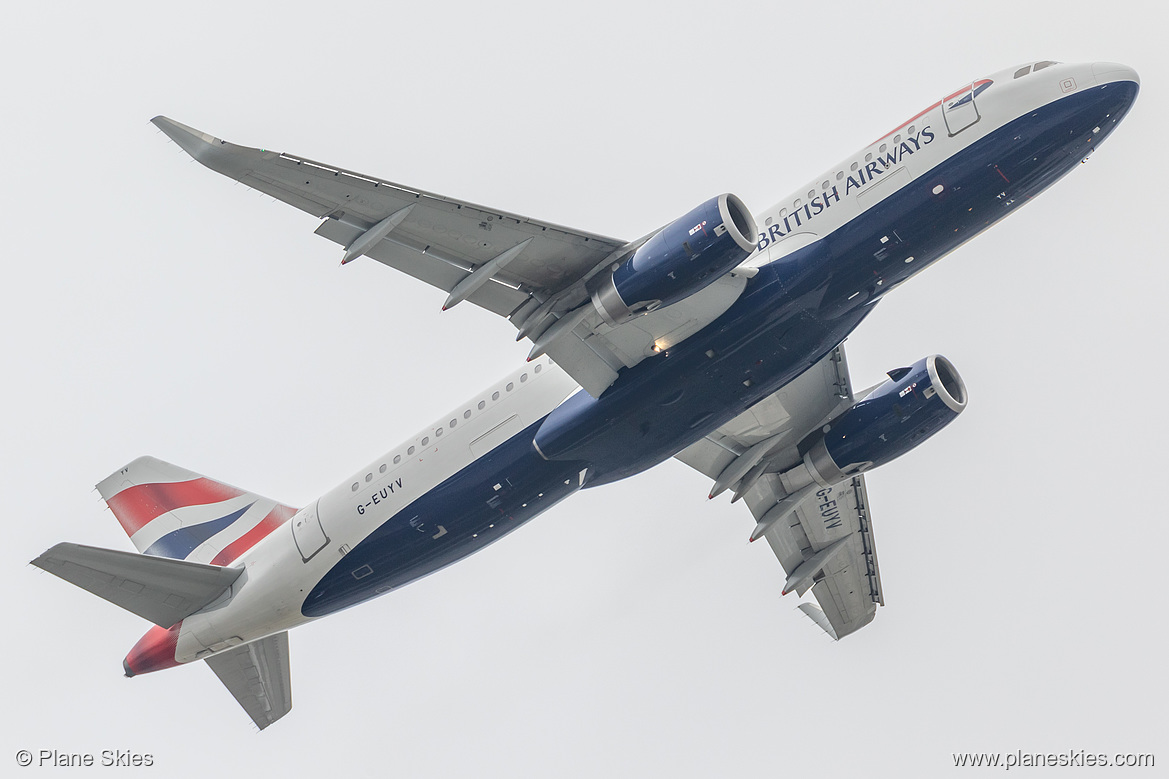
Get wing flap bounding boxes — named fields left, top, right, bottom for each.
left=31, top=542, right=242, bottom=628
left=755, top=475, right=883, bottom=639
left=674, top=345, right=886, bottom=639
left=318, top=214, right=537, bottom=317
left=205, top=632, right=292, bottom=731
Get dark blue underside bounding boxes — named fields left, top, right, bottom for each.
left=302, top=422, right=587, bottom=617
left=303, top=81, right=1137, bottom=618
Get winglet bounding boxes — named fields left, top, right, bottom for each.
left=797, top=603, right=839, bottom=640
left=151, top=116, right=253, bottom=179
left=152, top=116, right=220, bottom=161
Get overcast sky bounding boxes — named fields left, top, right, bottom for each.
left=4, top=1, right=1165, bottom=775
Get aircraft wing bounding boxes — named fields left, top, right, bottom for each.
left=674, top=345, right=885, bottom=639
left=205, top=632, right=292, bottom=731
left=152, top=117, right=751, bottom=398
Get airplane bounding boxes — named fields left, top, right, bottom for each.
left=34, top=60, right=1139, bottom=729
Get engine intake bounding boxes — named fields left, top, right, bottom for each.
left=590, top=193, right=758, bottom=326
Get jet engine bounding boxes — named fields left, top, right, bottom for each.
left=780, top=355, right=968, bottom=493
left=589, top=193, right=758, bottom=326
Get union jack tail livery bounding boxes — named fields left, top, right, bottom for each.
left=97, top=456, right=297, bottom=565
left=33, top=457, right=298, bottom=729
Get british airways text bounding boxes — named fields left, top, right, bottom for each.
left=757, top=126, right=936, bottom=250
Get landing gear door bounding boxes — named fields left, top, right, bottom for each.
left=292, top=501, right=329, bottom=562
left=943, top=82, right=981, bottom=136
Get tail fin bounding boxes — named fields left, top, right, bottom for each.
left=97, top=456, right=296, bottom=564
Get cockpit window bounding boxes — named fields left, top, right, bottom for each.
left=1015, top=61, right=1060, bottom=79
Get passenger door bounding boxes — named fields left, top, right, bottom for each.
left=943, top=82, right=981, bottom=136
left=291, top=501, right=329, bottom=562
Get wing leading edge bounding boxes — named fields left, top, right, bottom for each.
left=152, top=117, right=755, bottom=398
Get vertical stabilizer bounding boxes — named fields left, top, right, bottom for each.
left=97, top=456, right=296, bottom=564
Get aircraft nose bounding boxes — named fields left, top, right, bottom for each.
left=1092, top=62, right=1140, bottom=86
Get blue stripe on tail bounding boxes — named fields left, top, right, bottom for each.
left=143, top=503, right=254, bottom=560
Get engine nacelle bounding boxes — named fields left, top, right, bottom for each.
left=589, top=193, right=758, bottom=326
left=782, top=355, right=968, bottom=492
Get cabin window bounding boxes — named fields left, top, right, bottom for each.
left=421, top=437, right=429, bottom=446
left=850, top=162, right=859, bottom=171
left=407, top=446, right=415, bottom=455
left=534, top=364, right=542, bottom=373
left=520, top=373, right=528, bottom=383
left=506, top=382, right=514, bottom=392
left=351, top=482, right=359, bottom=492
left=492, top=391, right=500, bottom=401
left=365, top=473, right=372, bottom=483
left=478, top=400, right=486, bottom=410
left=379, top=464, right=387, bottom=474
left=394, top=455, right=401, bottom=464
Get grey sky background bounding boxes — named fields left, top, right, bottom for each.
left=4, top=1, right=1165, bottom=775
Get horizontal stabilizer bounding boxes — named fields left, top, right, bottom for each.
left=206, top=632, right=292, bottom=731
left=32, top=542, right=241, bottom=628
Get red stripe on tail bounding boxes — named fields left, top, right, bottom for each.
left=210, top=504, right=298, bottom=566
left=107, top=479, right=246, bottom=536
